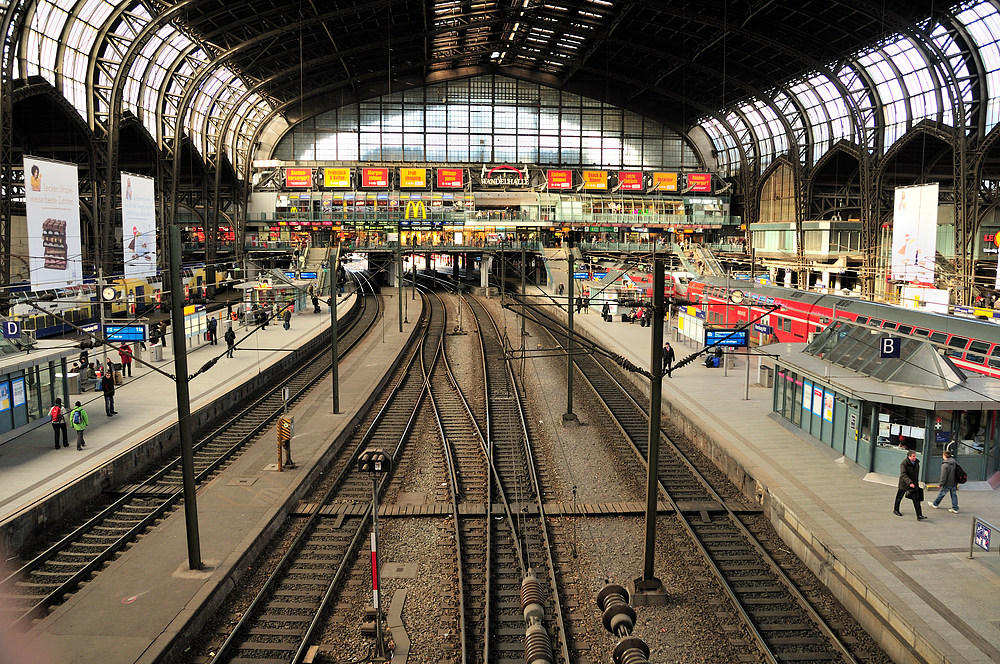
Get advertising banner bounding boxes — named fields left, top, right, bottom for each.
left=477, top=164, right=530, bottom=187
left=436, top=168, right=464, bottom=189
left=618, top=171, right=644, bottom=191
left=547, top=170, right=573, bottom=189
left=823, top=391, right=834, bottom=423
left=686, top=173, right=712, bottom=192
left=582, top=170, right=608, bottom=190
left=361, top=167, right=389, bottom=188
left=652, top=172, right=678, bottom=191
left=121, top=173, right=157, bottom=279
left=24, top=156, right=83, bottom=290
left=285, top=168, right=312, bottom=188
left=323, top=167, right=351, bottom=188
left=891, top=183, right=938, bottom=284
left=399, top=168, right=428, bottom=188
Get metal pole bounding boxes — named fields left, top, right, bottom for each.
left=168, top=226, right=201, bottom=570
left=643, top=259, right=665, bottom=581
left=371, top=474, right=388, bottom=660
left=98, top=267, right=107, bottom=368
left=563, top=239, right=576, bottom=423
left=521, top=242, right=527, bottom=339
left=397, top=222, right=404, bottom=331
left=330, top=242, right=342, bottom=414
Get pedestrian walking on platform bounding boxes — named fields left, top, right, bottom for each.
left=118, top=344, right=133, bottom=377
left=101, top=372, right=117, bottom=416
left=225, top=326, right=236, bottom=358
left=50, top=398, right=68, bottom=449
left=207, top=316, right=218, bottom=345
left=929, top=451, right=960, bottom=513
left=70, top=401, right=88, bottom=450
left=894, top=450, right=926, bottom=520
left=282, top=306, right=292, bottom=330
left=662, top=343, right=675, bottom=377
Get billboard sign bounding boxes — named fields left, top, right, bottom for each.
left=618, top=171, right=644, bottom=191
left=121, top=173, right=157, bottom=279
left=547, top=170, right=573, bottom=189
left=24, top=156, right=83, bottom=290
left=652, top=172, right=679, bottom=192
left=323, top=167, right=351, bottom=188
left=705, top=327, right=748, bottom=346
left=478, top=164, right=530, bottom=187
left=892, top=183, right=938, bottom=285
left=686, top=173, right=712, bottom=192
left=436, top=168, right=464, bottom=189
left=582, top=170, right=608, bottom=190
left=284, top=168, right=312, bottom=188
left=361, top=167, right=389, bottom=188
left=399, top=168, right=428, bottom=188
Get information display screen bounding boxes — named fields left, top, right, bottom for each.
left=705, top=328, right=748, bottom=347
left=105, top=324, right=147, bottom=342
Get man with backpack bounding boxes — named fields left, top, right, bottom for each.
left=70, top=401, right=88, bottom=450
left=928, top=450, right=961, bottom=513
left=50, top=398, right=68, bottom=449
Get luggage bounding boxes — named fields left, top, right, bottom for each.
left=620, top=313, right=629, bottom=322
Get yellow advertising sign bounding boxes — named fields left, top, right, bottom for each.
left=323, top=167, right=351, bottom=188
left=582, top=170, right=608, bottom=190
left=405, top=200, right=427, bottom=219
left=400, top=168, right=428, bottom=188
left=652, top=172, right=678, bottom=191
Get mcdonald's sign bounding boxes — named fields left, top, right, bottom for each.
left=405, top=200, right=427, bottom=219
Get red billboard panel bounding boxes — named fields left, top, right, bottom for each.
left=686, top=173, right=712, bottom=192
left=618, top=171, right=644, bottom=191
left=547, top=170, right=573, bottom=189
left=285, top=168, right=313, bottom=188
left=436, top=168, right=464, bottom=189
left=361, top=167, right=389, bottom=188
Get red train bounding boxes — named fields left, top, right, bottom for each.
left=686, top=276, right=1000, bottom=379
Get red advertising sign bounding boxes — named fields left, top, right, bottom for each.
left=436, top=168, right=464, bottom=189
left=285, top=168, right=313, bottom=188
left=686, top=173, right=712, bottom=192
left=361, top=167, right=389, bottom=188
left=618, top=171, right=644, bottom=191
left=547, top=170, right=573, bottom=189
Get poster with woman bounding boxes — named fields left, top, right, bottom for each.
left=121, top=173, right=157, bottom=278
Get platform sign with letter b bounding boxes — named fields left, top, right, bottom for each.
left=879, top=335, right=901, bottom=358
left=2, top=321, right=20, bottom=338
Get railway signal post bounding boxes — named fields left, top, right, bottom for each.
left=359, top=449, right=393, bottom=661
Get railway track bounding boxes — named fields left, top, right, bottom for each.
left=0, top=276, right=379, bottom=631
left=521, top=298, right=862, bottom=664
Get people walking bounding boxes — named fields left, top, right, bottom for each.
left=101, top=371, right=117, bottom=416
left=602, top=301, right=611, bottom=322
left=282, top=306, right=292, bottom=330
left=207, top=316, right=218, bottom=345
left=70, top=401, right=88, bottom=450
left=117, top=344, right=133, bottom=377
left=662, top=342, right=676, bottom=377
left=224, top=325, right=236, bottom=358
left=929, top=451, right=959, bottom=513
left=893, top=450, right=926, bottom=520
left=50, top=398, right=68, bottom=449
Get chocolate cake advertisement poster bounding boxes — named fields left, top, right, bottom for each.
left=23, top=156, right=82, bottom=291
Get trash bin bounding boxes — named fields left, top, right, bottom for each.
left=150, top=344, right=163, bottom=362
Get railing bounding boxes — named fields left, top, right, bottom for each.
left=247, top=211, right=742, bottom=227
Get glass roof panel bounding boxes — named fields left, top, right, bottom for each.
left=956, top=2, right=1000, bottom=132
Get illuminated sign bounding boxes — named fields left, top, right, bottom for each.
left=405, top=200, right=427, bottom=219
left=652, top=172, right=678, bottom=192
left=547, top=170, right=573, bottom=189
left=582, top=170, right=608, bottom=190
left=686, top=173, right=712, bottom=192
left=479, top=164, right=529, bottom=187
left=705, top=327, right=748, bottom=347
left=323, top=167, right=351, bottom=188
left=361, top=167, right=389, bottom=188
left=618, top=171, right=644, bottom=191
left=399, top=168, right=428, bottom=188
left=105, top=324, right=147, bottom=342
left=285, top=168, right=313, bottom=188
left=436, top=168, right=464, bottom=188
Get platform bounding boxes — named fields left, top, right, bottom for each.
left=1, top=288, right=417, bottom=664
left=541, top=267, right=1000, bottom=664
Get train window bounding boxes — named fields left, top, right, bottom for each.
left=967, top=340, right=990, bottom=363
left=882, top=322, right=898, bottom=330
left=868, top=319, right=882, bottom=327
left=945, top=336, right=969, bottom=358
left=783, top=318, right=792, bottom=332
left=913, top=328, right=929, bottom=336
left=929, top=331, right=948, bottom=343
left=855, top=316, right=869, bottom=324
left=896, top=325, right=913, bottom=335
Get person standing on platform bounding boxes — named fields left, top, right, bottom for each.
left=312, top=294, right=320, bottom=314
left=70, top=401, right=88, bottom=450
left=894, top=450, right=926, bottom=520
left=50, top=398, right=68, bottom=449
left=225, top=325, right=236, bottom=358
left=575, top=295, right=583, bottom=313
left=602, top=301, right=610, bottom=321
left=117, top=344, right=133, bottom=378
left=282, top=305, right=292, bottom=330
left=662, top=343, right=675, bottom=377
left=207, top=316, right=218, bottom=345
left=929, top=451, right=959, bottom=513
left=101, top=371, right=117, bottom=416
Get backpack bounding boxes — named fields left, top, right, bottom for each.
left=955, top=463, right=967, bottom=485
left=72, top=409, right=82, bottom=426
left=50, top=406, right=62, bottom=423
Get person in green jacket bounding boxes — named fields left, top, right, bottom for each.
left=69, top=401, right=88, bottom=450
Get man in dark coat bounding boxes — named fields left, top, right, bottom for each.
left=207, top=316, right=218, bottom=344
left=893, top=450, right=926, bottom=520
left=101, top=371, right=117, bottom=416
left=662, top=343, right=676, bottom=377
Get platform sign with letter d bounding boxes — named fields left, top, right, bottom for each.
left=879, top=335, right=901, bottom=358
left=2, top=321, right=20, bottom=338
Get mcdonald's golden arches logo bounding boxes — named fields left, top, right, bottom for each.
left=405, top=200, right=427, bottom=219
